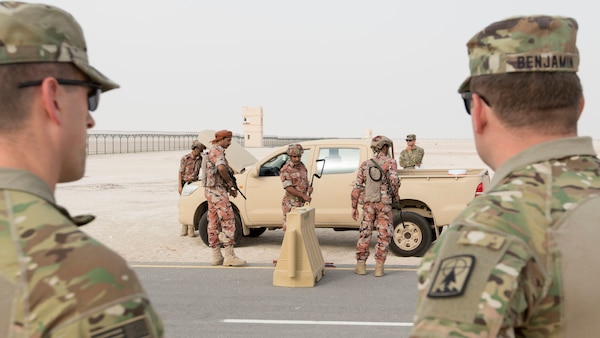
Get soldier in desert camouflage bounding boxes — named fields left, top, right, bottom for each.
left=411, top=15, right=600, bottom=337
left=203, top=129, right=247, bottom=266
left=280, top=143, right=312, bottom=231
left=0, top=2, right=163, bottom=337
left=350, top=135, right=400, bottom=277
left=178, top=139, right=206, bottom=237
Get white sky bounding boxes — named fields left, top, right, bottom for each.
left=44, top=0, right=600, bottom=139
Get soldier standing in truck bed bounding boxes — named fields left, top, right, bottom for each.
left=399, top=133, right=424, bottom=169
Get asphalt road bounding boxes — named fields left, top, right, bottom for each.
left=134, top=263, right=419, bottom=338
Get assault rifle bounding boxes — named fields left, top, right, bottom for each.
left=228, top=168, right=246, bottom=200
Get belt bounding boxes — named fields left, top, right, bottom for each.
left=287, top=195, right=305, bottom=202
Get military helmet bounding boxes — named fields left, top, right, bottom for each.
left=370, top=135, right=392, bottom=151
left=287, top=144, right=304, bottom=156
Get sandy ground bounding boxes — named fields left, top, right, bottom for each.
left=54, top=139, right=599, bottom=267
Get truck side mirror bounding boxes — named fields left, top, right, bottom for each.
left=312, top=159, right=325, bottom=182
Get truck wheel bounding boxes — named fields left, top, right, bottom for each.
left=246, top=227, right=267, bottom=237
left=198, top=210, right=244, bottom=247
left=390, top=212, right=432, bottom=257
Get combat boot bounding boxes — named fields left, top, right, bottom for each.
left=374, top=262, right=385, bottom=277
left=180, top=224, right=188, bottom=236
left=355, top=260, right=367, bottom=275
left=223, top=246, right=246, bottom=267
left=187, top=224, right=197, bottom=237
left=211, top=247, right=224, bottom=266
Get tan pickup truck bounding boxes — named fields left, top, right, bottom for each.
left=179, top=134, right=490, bottom=257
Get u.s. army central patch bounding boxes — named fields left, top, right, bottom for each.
left=427, top=255, right=475, bottom=298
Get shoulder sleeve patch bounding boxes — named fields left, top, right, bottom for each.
left=427, top=255, right=475, bottom=298
left=91, top=317, right=153, bottom=338
left=458, top=230, right=506, bottom=250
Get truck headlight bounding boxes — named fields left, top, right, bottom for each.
left=181, top=183, right=199, bottom=196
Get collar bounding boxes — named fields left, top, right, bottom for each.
left=490, top=136, right=597, bottom=188
left=0, top=168, right=95, bottom=226
left=0, top=167, right=55, bottom=202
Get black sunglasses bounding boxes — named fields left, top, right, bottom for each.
left=461, top=92, right=491, bottom=115
left=18, top=78, right=102, bottom=112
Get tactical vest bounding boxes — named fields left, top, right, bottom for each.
left=364, top=160, right=383, bottom=203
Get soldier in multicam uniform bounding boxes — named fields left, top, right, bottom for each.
left=203, top=130, right=247, bottom=266
left=279, top=144, right=312, bottom=231
left=178, top=139, right=206, bottom=237
left=399, top=133, right=424, bottom=169
left=350, top=136, right=400, bottom=277
left=0, top=2, right=163, bottom=337
left=411, top=15, right=600, bottom=337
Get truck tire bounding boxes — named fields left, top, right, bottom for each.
left=246, top=227, right=267, bottom=237
left=198, top=210, right=243, bottom=247
left=390, top=211, right=432, bottom=257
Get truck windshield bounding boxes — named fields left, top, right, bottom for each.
left=259, top=150, right=312, bottom=177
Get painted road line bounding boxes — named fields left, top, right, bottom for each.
left=222, top=319, right=413, bottom=327
left=130, top=264, right=417, bottom=271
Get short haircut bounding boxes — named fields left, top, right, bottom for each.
left=0, top=63, right=79, bottom=132
left=471, top=72, right=582, bottom=135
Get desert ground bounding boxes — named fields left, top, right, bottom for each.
left=54, top=139, right=599, bottom=267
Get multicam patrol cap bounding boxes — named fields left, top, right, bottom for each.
left=0, top=2, right=119, bottom=91
left=458, top=15, right=579, bottom=93
left=286, top=143, right=303, bottom=156
left=370, top=135, right=392, bottom=151
left=406, top=134, right=416, bottom=141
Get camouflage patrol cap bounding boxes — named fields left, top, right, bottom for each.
left=0, top=2, right=118, bottom=91
left=406, top=134, right=416, bottom=141
left=458, top=15, right=579, bottom=93
left=286, top=143, right=303, bottom=156
left=370, top=135, right=392, bottom=151
left=191, top=140, right=204, bottom=150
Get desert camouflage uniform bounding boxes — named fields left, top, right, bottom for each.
left=280, top=160, right=310, bottom=231
left=399, top=146, right=424, bottom=169
left=179, top=151, right=201, bottom=185
left=0, top=168, right=164, bottom=337
left=411, top=137, right=600, bottom=337
left=204, top=145, right=236, bottom=248
left=351, top=152, right=400, bottom=263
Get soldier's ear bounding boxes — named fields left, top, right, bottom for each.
left=40, top=78, right=62, bottom=126
left=577, top=95, right=585, bottom=119
left=471, top=93, right=489, bottom=135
